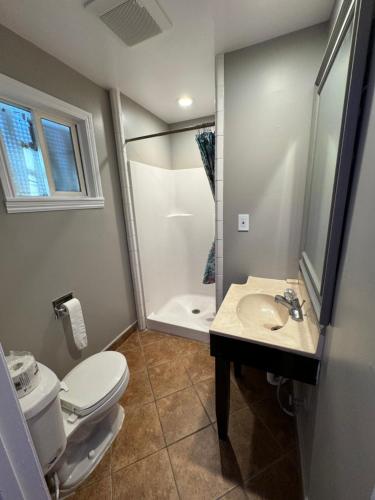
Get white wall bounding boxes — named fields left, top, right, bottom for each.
left=130, top=161, right=214, bottom=315
left=173, top=168, right=215, bottom=298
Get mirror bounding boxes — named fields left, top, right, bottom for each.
left=304, top=22, right=353, bottom=290
left=300, top=0, right=373, bottom=326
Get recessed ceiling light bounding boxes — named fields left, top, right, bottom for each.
left=178, top=96, right=193, bottom=108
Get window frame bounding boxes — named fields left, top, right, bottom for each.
left=0, top=73, right=104, bottom=213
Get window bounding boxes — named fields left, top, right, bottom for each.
left=0, top=102, right=49, bottom=197
left=0, top=74, right=103, bottom=213
left=41, top=118, right=83, bottom=194
left=0, top=102, right=84, bottom=197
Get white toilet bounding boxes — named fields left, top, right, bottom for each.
left=18, top=351, right=129, bottom=496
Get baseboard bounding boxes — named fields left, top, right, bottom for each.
left=103, top=321, right=138, bottom=351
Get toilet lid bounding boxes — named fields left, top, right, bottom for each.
left=60, top=351, right=127, bottom=416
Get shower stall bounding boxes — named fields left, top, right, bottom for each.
left=126, top=121, right=216, bottom=342
left=130, top=161, right=215, bottom=340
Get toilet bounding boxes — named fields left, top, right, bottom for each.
left=18, top=350, right=129, bottom=496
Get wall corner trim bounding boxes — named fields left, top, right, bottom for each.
left=215, top=54, right=225, bottom=310
left=109, top=88, right=147, bottom=330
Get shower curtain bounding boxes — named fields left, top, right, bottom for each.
left=196, top=131, right=215, bottom=284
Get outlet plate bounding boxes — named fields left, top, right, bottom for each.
left=238, top=214, right=249, bottom=231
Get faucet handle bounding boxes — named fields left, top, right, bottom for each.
left=284, top=288, right=297, bottom=302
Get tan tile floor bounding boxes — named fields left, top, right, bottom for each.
left=72, top=330, right=302, bottom=500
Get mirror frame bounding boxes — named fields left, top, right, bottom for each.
left=300, top=0, right=374, bottom=326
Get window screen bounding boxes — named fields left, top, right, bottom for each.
left=0, top=101, right=49, bottom=196
left=41, top=118, right=81, bottom=193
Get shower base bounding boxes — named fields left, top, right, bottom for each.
left=147, top=293, right=215, bottom=343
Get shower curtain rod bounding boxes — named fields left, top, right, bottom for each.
left=125, top=121, right=215, bottom=143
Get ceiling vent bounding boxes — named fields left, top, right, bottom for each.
left=84, top=0, right=172, bottom=47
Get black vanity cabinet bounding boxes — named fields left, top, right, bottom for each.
left=210, top=333, right=320, bottom=440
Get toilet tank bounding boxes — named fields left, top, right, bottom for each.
left=19, top=363, right=67, bottom=474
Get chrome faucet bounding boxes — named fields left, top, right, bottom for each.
left=275, top=288, right=304, bottom=322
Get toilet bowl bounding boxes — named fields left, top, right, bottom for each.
left=18, top=351, right=129, bottom=496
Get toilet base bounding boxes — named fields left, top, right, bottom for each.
left=57, top=404, right=124, bottom=496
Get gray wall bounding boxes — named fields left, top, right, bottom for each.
left=121, top=95, right=172, bottom=169
left=296, top=13, right=375, bottom=500
left=0, top=25, right=136, bottom=378
left=223, top=23, right=328, bottom=291
left=170, top=116, right=214, bottom=169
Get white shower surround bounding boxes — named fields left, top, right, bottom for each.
left=130, top=161, right=215, bottom=339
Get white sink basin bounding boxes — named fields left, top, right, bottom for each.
left=236, top=293, right=289, bottom=331
left=210, top=276, right=320, bottom=355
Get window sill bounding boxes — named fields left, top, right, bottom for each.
left=5, top=196, right=105, bottom=213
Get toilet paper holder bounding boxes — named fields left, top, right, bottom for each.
left=52, top=292, right=74, bottom=319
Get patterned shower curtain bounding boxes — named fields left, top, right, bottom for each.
left=195, top=131, right=215, bottom=284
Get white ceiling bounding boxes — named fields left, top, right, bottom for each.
left=0, top=0, right=334, bottom=123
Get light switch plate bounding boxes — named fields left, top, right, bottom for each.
left=238, top=214, right=249, bottom=231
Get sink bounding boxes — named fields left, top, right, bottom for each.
left=236, top=293, right=289, bottom=331
left=210, top=276, right=320, bottom=357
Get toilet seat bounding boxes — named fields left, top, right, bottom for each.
left=60, top=351, right=128, bottom=417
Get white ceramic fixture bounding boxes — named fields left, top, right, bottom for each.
left=210, top=276, right=322, bottom=355
left=18, top=351, right=129, bottom=495
left=237, top=293, right=289, bottom=331
left=130, top=161, right=215, bottom=340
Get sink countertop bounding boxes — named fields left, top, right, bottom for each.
left=210, top=276, right=321, bottom=356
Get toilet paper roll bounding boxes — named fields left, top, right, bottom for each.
left=64, top=298, right=88, bottom=350
left=6, top=351, right=41, bottom=398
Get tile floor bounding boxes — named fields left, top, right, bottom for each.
left=72, top=330, right=302, bottom=500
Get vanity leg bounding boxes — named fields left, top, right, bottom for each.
left=234, top=362, right=242, bottom=378
left=215, top=357, right=230, bottom=440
